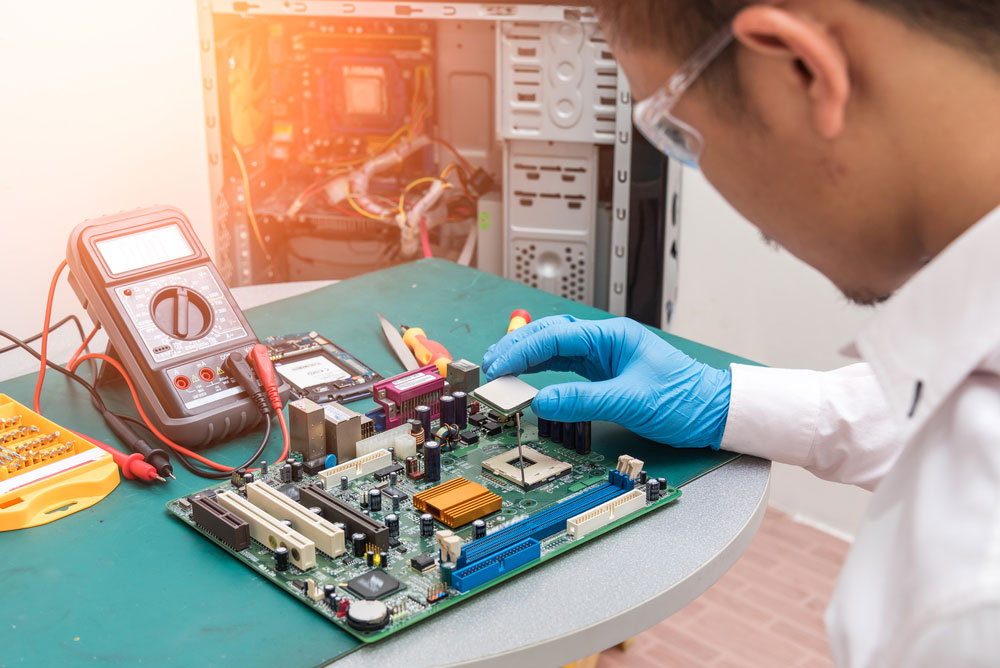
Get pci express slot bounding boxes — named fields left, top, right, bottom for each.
left=317, top=449, right=392, bottom=487
left=190, top=494, right=251, bottom=551
left=456, top=471, right=635, bottom=568
left=216, top=490, right=317, bottom=570
left=451, top=539, right=541, bottom=593
left=297, top=484, right=390, bottom=551
left=565, top=489, right=646, bottom=539
left=246, top=482, right=346, bottom=557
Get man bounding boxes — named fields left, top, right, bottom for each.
left=483, top=1, right=1000, bottom=665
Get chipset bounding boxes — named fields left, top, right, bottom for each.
left=345, top=569, right=402, bottom=600
left=412, top=477, right=502, bottom=528
left=481, top=447, right=573, bottom=491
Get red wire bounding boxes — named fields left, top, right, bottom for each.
left=33, top=260, right=68, bottom=413
left=68, top=351, right=290, bottom=472
left=419, top=216, right=433, bottom=259
left=431, top=138, right=474, bottom=172
left=68, top=325, right=100, bottom=371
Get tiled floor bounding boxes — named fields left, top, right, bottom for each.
left=598, top=508, right=850, bottom=668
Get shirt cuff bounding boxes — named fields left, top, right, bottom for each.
left=720, top=364, right=821, bottom=466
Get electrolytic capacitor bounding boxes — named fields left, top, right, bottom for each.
left=391, top=493, right=401, bottom=511
left=291, top=461, right=304, bottom=482
left=381, top=553, right=389, bottom=567
left=280, top=464, right=292, bottom=483
left=537, top=417, right=551, bottom=438
left=274, top=546, right=289, bottom=571
left=242, top=472, right=254, bottom=487
left=352, top=532, right=367, bottom=557
left=440, top=561, right=455, bottom=586
left=657, top=478, right=668, bottom=492
left=452, top=391, right=468, bottom=429
left=424, top=441, right=441, bottom=482
left=389, top=472, right=398, bottom=486
left=637, top=470, right=648, bottom=485
left=420, top=513, right=434, bottom=537
left=439, top=395, right=455, bottom=427
left=366, top=550, right=375, bottom=567
left=323, top=584, right=336, bottom=603
left=574, top=421, right=592, bottom=455
left=368, top=489, right=382, bottom=512
left=386, top=513, right=399, bottom=538
left=647, top=478, right=661, bottom=502
left=473, top=519, right=486, bottom=539
left=259, top=460, right=268, bottom=475
left=551, top=421, right=563, bottom=444
left=340, top=475, right=349, bottom=491
left=415, top=405, right=432, bottom=447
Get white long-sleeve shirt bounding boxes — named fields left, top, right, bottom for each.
left=720, top=204, right=1000, bottom=666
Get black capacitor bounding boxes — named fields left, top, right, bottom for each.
left=389, top=472, right=398, bottom=486
left=391, top=494, right=400, bottom=511
left=420, top=513, right=434, bottom=537
left=473, top=519, right=486, bottom=539
left=388, top=447, right=394, bottom=460
left=274, top=546, right=289, bottom=571
left=360, top=491, right=369, bottom=508
left=647, top=478, right=661, bottom=502
left=537, top=417, right=551, bottom=438
left=440, top=395, right=456, bottom=427
left=452, top=392, right=468, bottom=429
left=386, top=513, right=400, bottom=537
left=352, top=532, right=367, bottom=557
left=381, top=553, right=389, bottom=567
left=637, top=470, right=648, bottom=485
left=562, top=423, right=575, bottom=449
left=657, top=478, right=668, bottom=492
left=259, top=460, right=268, bottom=475
left=551, top=421, right=563, bottom=444
left=366, top=550, right=375, bottom=567
left=280, top=464, right=292, bottom=483
left=424, top=441, right=441, bottom=482
left=574, top=421, right=592, bottom=455
left=368, top=489, right=382, bottom=512
left=242, top=472, right=254, bottom=486
left=291, top=461, right=304, bottom=482
left=415, top=405, right=432, bottom=445
left=340, top=475, right=349, bottom=491
left=323, top=584, right=337, bottom=605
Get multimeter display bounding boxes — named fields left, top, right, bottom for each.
left=95, top=224, right=195, bottom=275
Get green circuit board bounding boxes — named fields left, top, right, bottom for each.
left=166, top=416, right=680, bottom=643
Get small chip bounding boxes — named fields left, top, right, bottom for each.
left=383, top=487, right=408, bottom=503
left=482, top=421, right=502, bottom=436
left=345, top=569, right=402, bottom=600
left=410, top=554, right=437, bottom=573
left=389, top=538, right=401, bottom=548
left=473, top=375, right=539, bottom=417
left=459, top=430, right=479, bottom=445
left=373, top=462, right=404, bottom=481
left=468, top=413, right=487, bottom=427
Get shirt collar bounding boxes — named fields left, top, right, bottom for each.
left=856, top=204, right=1000, bottom=438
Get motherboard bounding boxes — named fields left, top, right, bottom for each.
left=167, top=374, right=680, bottom=643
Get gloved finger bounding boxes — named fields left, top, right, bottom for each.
left=532, top=379, right=631, bottom=424
left=486, top=320, right=604, bottom=380
left=482, top=315, right=576, bottom=373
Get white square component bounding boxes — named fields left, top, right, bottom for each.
left=472, top=375, right=539, bottom=417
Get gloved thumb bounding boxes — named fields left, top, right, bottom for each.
left=532, top=380, right=627, bottom=424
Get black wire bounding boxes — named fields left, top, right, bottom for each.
left=0, top=328, right=274, bottom=481
left=0, top=315, right=82, bottom=355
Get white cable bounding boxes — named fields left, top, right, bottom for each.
left=457, top=223, right=477, bottom=267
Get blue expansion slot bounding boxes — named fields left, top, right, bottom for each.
left=451, top=539, right=541, bottom=592
left=456, top=469, right=635, bottom=569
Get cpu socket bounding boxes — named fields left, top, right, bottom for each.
left=481, top=446, right=572, bottom=490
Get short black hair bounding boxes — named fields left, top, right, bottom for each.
left=592, top=1, right=1000, bottom=70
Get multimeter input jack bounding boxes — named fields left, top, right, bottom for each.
left=199, top=368, right=216, bottom=382
left=174, top=375, right=191, bottom=390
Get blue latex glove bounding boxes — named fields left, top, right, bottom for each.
left=481, top=316, right=732, bottom=448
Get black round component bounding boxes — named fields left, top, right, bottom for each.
left=280, top=464, right=292, bottom=483
left=346, top=600, right=390, bottom=632
left=537, top=417, right=551, bottom=438
left=415, top=405, right=432, bottom=443
left=291, top=461, right=304, bottom=482
left=440, top=395, right=456, bottom=427
left=420, top=513, right=434, bottom=537
left=647, top=478, right=661, bottom=502
left=386, top=513, right=400, bottom=538
left=657, top=478, right=668, bottom=492
left=150, top=286, right=213, bottom=340
left=637, top=470, right=648, bottom=485
left=352, top=532, right=367, bottom=557
left=274, top=546, right=289, bottom=571
left=340, top=475, right=349, bottom=491
left=368, top=489, right=382, bottom=512
left=473, top=519, right=486, bottom=539
left=551, top=421, right=563, bottom=444
left=424, top=441, right=441, bottom=483
left=366, top=550, right=375, bottom=567
left=452, top=392, right=468, bottom=429
left=242, top=472, right=254, bottom=486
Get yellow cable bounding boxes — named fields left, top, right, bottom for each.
left=398, top=177, right=452, bottom=216
left=346, top=194, right=391, bottom=221
left=231, top=145, right=272, bottom=262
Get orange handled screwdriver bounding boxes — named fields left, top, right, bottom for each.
left=401, top=326, right=453, bottom=376
left=508, top=309, right=531, bottom=333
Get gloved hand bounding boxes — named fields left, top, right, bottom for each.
left=482, top=316, right=732, bottom=448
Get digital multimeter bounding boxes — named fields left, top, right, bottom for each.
left=67, top=206, right=287, bottom=448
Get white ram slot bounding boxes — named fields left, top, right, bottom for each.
left=317, top=449, right=392, bottom=487
left=354, top=425, right=417, bottom=459
left=245, top=482, right=346, bottom=557
left=565, top=490, right=646, bottom=539
left=216, top=490, right=317, bottom=570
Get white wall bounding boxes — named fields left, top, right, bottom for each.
left=0, top=0, right=211, bottom=377
left=672, top=171, right=877, bottom=538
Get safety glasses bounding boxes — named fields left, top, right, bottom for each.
left=632, top=25, right=735, bottom=167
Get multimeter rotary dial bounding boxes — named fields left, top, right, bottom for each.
left=150, top=286, right=213, bottom=340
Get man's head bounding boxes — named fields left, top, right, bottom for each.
left=593, top=1, right=1000, bottom=304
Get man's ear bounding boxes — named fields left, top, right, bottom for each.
left=732, top=6, right=850, bottom=139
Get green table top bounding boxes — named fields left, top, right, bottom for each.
left=0, top=259, right=755, bottom=666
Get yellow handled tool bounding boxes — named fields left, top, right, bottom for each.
left=401, top=326, right=453, bottom=376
